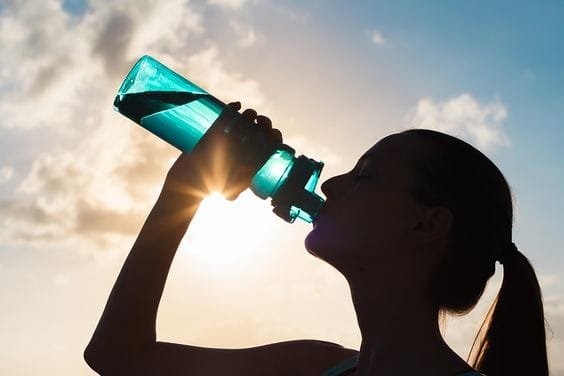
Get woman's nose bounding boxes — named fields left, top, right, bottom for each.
left=321, top=174, right=345, bottom=199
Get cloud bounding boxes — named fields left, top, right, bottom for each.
left=0, top=0, right=88, bottom=129
left=544, top=292, right=564, bottom=372
left=186, top=46, right=265, bottom=107
left=208, top=0, right=250, bottom=10
left=91, top=11, right=138, bottom=79
left=540, top=273, right=561, bottom=289
left=0, top=0, right=204, bottom=130
left=546, top=294, right=564, bottom=318
left=368, top=30, right=386, bottom=45
left=409, top=93, right=509, bottom=152
left=0, top=0, right=266, bottom=250
left=230, top=21, right=258, bottom=48
left=0, top=166, right=14, bottom=182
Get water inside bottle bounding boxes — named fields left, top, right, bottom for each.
left=114, top=91, right=224, bottom=153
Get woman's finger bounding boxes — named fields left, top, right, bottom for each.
left=270, top=128, right=283, bottom=144
left=256, top=115, right=272, bottom=130
left=227, top=101, right=241, bottom=111
left=241, top=108, right=258, bottom=122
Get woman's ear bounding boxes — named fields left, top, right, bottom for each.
left=411, top=206, right=453, bottom=243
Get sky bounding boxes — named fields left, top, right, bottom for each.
left=0, top=0, right=563, bottom=374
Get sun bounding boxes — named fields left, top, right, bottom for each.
left=178, top=190, right=276, bottom=275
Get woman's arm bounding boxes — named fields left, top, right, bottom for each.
left=83, top=157, right=205, bottom=373
left=84, top=103, right=254, bottom=372
left=82, top=105, right=354, bottom=375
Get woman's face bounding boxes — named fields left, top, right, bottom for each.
left=305, top=134, right=427, bottom=276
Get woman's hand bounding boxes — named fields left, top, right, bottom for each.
left=162, top=102, right=282, bottom=201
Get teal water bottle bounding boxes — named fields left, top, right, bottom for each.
left=113, top=55, right=324, bottom=223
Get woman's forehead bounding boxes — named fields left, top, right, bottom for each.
left=352, top=135, right=418, bottom=189
left=360, top=134, right=412, bottom=164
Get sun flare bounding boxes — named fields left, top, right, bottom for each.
left=178, top=191, right=277, bottom=274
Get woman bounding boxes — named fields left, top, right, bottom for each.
left=84, top=103, right=548, bottom=375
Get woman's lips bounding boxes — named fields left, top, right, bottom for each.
left=313, top=205, right=329, bottom=227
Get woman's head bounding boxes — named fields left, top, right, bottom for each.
left=306, top=129, right=547, bottom=375
left=306, top=129, right=512, bottom=313
left=305, top=133, right=438, bottom=280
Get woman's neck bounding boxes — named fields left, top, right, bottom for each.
left=349, top=281, right=472, bottom=376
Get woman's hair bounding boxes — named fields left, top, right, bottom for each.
left=401, top=129, right=548, bottom=376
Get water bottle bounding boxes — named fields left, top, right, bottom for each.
left=113, top=55, right=324, bottom=223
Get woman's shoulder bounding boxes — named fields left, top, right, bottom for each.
left=278, top=340, right=359, bottom=375
left=114, top=339, right=356, bottom=376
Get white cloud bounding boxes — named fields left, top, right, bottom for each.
left=0, top=0, right=204, bottom=130
left=0, top=0, right=266, bottom=250
left=271, top=4, right=311, bottom=24
left=368, top=30, right=386, bottom=45
left=544, top=292, right=564, bottom=371
left=0, top=165, right=14, bottom=182
left=208, top=0, right=250, bottom=10
left=409, top=93, right=509, bottom=152
left=186, top=46, right=265, bottom=107
left=546, top=294, right=564, bottom=316
left=0, top=0, right=89, bottom=129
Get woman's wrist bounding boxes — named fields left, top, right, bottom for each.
left=157, top=180, right=203, bottom=210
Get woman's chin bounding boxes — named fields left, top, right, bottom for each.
left=304, top=227, right=319, bottom=255
left=304, top=225, right=339, bottom=259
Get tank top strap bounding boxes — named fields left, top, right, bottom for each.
left=321, top=355, right=485, bottom=376
left=321, top=354, right=359, bottom=376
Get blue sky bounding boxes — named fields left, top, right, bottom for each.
left=1, top=0, right=563, bottom=374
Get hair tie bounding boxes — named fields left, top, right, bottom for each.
left=498, top=242, right=518, bottom=265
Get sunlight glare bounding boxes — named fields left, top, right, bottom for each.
left=178, top=191, right=277, bottom=275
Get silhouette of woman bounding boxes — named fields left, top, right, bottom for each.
left=85, top=103, right=548, bottom=375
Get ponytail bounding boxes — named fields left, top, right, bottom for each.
left=469, top=244, right=548, bottom=376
